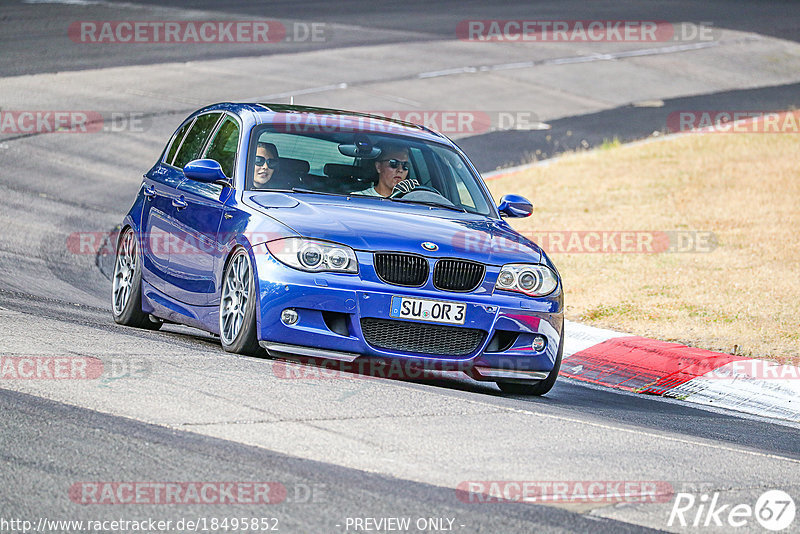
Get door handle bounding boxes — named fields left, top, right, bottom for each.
left=172, top=196, right=188, bottom=210
left=144, top=186, right=156, bottom=199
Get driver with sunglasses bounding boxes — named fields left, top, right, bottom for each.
left=353, top=144, right=413, bottom=197
left=253, top=142, right=280, bottom=188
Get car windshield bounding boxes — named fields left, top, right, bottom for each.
left=247, top=123, right=495, bottom=216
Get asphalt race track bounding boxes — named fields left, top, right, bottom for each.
left=1, top=1, right=799, bottom=533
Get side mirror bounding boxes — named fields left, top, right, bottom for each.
left=183, top=159, right=229, bottom=185
left=497, top=194, right=533, bottom=218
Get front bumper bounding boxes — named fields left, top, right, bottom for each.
left=251, top=246, right=563, bottom=381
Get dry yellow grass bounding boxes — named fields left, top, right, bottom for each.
left=487, top=133, right=800, bottom=364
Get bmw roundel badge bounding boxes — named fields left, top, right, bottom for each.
left=421, top=242, right=438, bottom=251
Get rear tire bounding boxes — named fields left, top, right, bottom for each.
left=219, top=248, right=262, bottom=355
left=496, top=333, right=563, bottom=396
left=111, top=226, right=161, bottom=330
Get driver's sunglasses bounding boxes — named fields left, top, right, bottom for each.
left=381, top=159, right=409, bottom=171
left=254, top=156, right=280, bottom=169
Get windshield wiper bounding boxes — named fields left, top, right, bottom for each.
left=291, top=188, right=346, bottom=197
left=391, top=199, right=467, bottom=213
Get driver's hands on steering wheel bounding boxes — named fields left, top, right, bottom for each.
left=391, top=178, right=420, bottom=196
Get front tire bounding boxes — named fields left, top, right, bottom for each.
left=496, top=334, right=563, bottom=396
left=219, top=248, right=261, bottom=355
left=111, top=226, right=161, bottom=330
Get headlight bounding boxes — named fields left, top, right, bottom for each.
left=495, top=264, right=557, bottom=297
left=267, top=238, right=358, bottom=273
left=497, top=269, right=516, bottom=288
left=300, top=244, right=323, bottom=269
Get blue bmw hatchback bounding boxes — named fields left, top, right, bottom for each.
left=112, top=103, right=563, bottom=395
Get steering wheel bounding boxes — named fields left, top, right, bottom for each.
left=390, top=185, right=441, bottom=199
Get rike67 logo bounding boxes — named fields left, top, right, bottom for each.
left=669, top=490, right=796, bottom=531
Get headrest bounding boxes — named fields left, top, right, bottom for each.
left=323, top=163, right=365, bottom=180
left=276, top=157, right=310, bottom=175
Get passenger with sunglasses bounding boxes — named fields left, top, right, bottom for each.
left=253, top=142, right=279, bottom=188
left=353, top=144, right=412, bottom=197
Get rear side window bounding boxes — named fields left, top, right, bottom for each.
left=164, top=119, right=193, bottom=165
left=204, top=117, right=240, bottom=178
left=173, top=113, right=222, bottom=169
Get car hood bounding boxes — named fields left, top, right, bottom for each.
left=246, top=192, right=542, bottom=265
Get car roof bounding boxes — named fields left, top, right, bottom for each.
left=193, top=102, right=453, bottom=146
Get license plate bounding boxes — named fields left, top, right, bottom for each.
left=390, top=296, right=466, bottom=325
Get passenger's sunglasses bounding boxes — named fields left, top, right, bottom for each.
left=381, top=159, right=409, bottom=171
left=254, top=156, right=280, bottom=169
